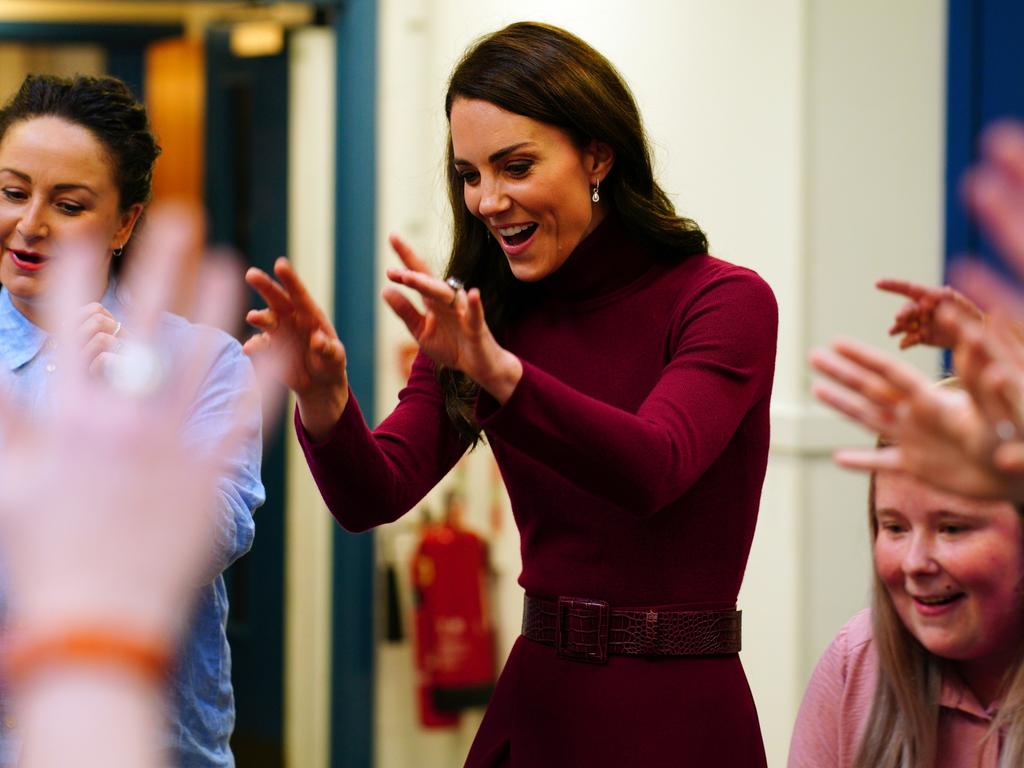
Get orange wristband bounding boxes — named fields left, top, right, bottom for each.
left=4, top=629, right=173, bottom=687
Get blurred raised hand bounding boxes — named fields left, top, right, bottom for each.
left=0, top=202, right=283, bottom=768
left=809, top=323, right=1024, bottom=501
left=963, top=121, right=1024, bottom=278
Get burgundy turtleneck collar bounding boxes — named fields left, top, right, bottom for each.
left=530, top=212, right=660, bottom=303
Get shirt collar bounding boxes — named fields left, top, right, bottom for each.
left=940, top=664, right=998, bottom=722
left=0, top=283, right=123, bottom=372
left=0, top=287, right=47, bottom=371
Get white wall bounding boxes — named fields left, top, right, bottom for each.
left=374, top=2, right=947, bottom=766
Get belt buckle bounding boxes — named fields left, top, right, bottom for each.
left=555, top=596, right=609, bottom=664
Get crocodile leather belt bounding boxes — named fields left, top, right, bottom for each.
left=521, top=595, right=741, bottom=664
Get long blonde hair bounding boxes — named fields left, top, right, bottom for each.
left=855, top=417, right=1024, bottom=768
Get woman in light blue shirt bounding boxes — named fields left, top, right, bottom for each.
left=0, top=74, right=264, bottom=768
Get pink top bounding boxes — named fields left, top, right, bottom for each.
left=788, top=609, right=1000, bottom=768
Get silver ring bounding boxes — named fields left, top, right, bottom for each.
left=103, top=340, right=164, bottom=397
left=112, top=320, right=122, bottom=337
left=445, top=276, right=464, bottom=308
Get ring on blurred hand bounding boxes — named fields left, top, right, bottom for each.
left=112, top=320, right=122, bottom=337
left=446, top=277, right=464, bottom=308
left=996, top=419, right=1018, bottom=442
left=103, top=340, right=164, bottom=397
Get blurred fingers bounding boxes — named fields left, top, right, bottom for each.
left=811, top=379, right=893, bottom=436
left=981, top=120, right=1024, bottom=187
left=876, top=278, right=931, bottom=301
left=830, top=337, right=925, bottom=396
left=949, top=258, right=1024, bottom=319
left=121, top=201, right=205, bottom=338
left=809, top=345, right=905, bottom=407
left=833, top=445, right=906, bottom=473
left=246, top=308, right=277, bottom=331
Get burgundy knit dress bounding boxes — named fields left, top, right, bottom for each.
left=297, top=215, right=777, bottom=767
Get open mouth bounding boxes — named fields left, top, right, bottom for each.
left=914, top=592, right=966, bottom=607
left=8, top=249, right=48, bottom=270
left=497, top=223, right=537, bottom=247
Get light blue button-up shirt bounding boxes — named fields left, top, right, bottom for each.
left=0, top=284, right=265, bottom=767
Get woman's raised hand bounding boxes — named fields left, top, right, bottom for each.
left=244, top=258, right=348, bottom=439
left=809, top=333, right=1024, bottom=500
left=383, top=235, right=522, bottom=404
left=877, top=278, right=983, bottom=349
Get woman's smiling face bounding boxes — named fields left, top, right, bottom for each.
left=873, top=472, right=1024, bottom=670
left=449, top=97, right=612, bottom=282
left=0, top=116, right=141, bottom=325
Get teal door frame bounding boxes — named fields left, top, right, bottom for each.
left=329, top=1, right=377, bottom=767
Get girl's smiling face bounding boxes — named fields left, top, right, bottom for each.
left=874, top=472, right=1024, bottom=696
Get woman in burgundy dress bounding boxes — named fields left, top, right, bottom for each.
left=246, top=21, right=777, bottom=767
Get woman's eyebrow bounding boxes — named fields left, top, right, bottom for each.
left=453, top=141, right=535, bottom=166
left=0, top=167, right=96, bottom=195
left=0, top=167, right=30, bottom=181
left=0, top=168, right=96, bottom=195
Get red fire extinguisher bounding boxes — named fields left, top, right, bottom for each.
left=410, top=493, right=496, bottom=728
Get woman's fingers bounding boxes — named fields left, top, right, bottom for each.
left=83, top=333, right=120, bottom=373
left=963, top=167, right=1024, bottom=272
left=811, top=379, right=893, bottom=436
left=833, top=445, right=906, bottom=473
left=876, top=278, right=930, bottom=301
left=242, top=332, right=271, bottom=356
left=809, top=346, right=906, bottom=407
left=382, top=285, right=427, bottom=339
left=994, top=440, right=1024, bottom=473
left=246, top=308, right=277, bottom=332
left=386, top=266, right=460, bottom=307
left=246, top=266, right=295, bottom=317
left=830, top=337, right=925, bottom=396
left=949, top=258, right=1024, bottom=319
left=310, top=329, right=348, bottom=372
left=465, top=288, right=486, bottom=333
left=388, top=233, right=433, bottom=275
left=122, top=201, right=204, bottom=338
left=272, top=257, right=335, bottom=330
left=981, top=120, right=1024, bottom=187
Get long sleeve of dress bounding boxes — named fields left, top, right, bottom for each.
left=477, top=267, right=777, bottom=516
left=296, top=352, right=468, bottom=532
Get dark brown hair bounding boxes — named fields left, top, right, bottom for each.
left=0, top=74, right=160, bottom=270
left=440, top=21, right=707, bottom=443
